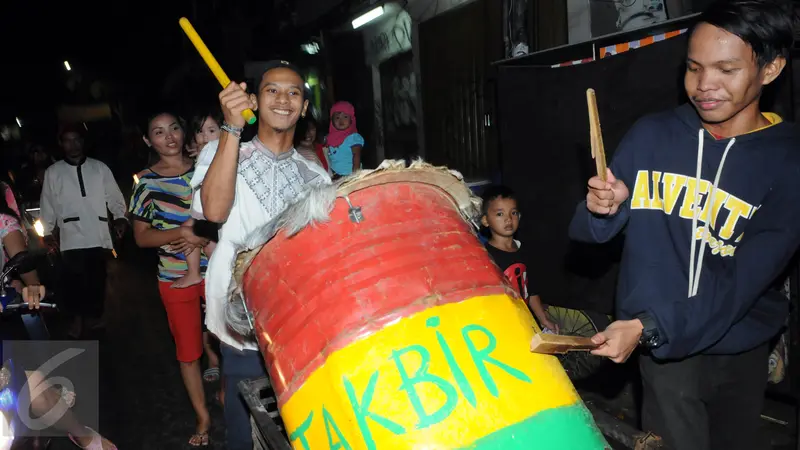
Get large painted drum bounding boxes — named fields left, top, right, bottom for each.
left=240, top=162, right=609, bottom=449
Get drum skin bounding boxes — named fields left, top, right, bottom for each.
left=242, top=181, right=608, bottom=449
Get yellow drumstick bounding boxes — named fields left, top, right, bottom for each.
left=179, top=17, right=257, bottom=125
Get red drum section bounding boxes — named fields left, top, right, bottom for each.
left=242, top=182, right=508, bottom=402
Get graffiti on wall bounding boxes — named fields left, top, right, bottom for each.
left=365, top=8, right=413, bottom=65
left=380, top=51, right=418, bottom=161
left=373, top=97, right=385, bottom=157
left=388, top=69, right=417, bottom=129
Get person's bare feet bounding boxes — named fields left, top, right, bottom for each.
left=171, top=273, right=203, bottom=289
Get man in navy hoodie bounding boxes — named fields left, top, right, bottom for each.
left=569, top=1, right=797, bottom=448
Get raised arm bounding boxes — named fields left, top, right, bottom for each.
left=201, top=82, right=254, bottom=222
left=568, top=118, right=648, bottom=244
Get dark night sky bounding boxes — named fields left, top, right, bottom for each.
left=0, top=0, right=289, bottom=130
left=1, top=1, right=177, bottom=112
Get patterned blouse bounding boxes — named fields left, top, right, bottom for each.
left=129, top=168, right=208, bottom=282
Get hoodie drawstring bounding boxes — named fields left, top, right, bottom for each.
left=688, top=129, right=736, bottom=298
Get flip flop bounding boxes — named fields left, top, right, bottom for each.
left=203, top=367, right=220, bottom=383
left=189, top=431, right=209, bottom=447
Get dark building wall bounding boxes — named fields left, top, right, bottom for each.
left=326, top=30, right=377, bottom=168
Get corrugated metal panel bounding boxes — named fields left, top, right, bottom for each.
left=419, top=0, right=498, bottom=179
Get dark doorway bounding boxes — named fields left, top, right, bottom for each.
left=418, top=0, right=503, bottom=179
left=327, top=30, right=377, bottom=169
left=380, top=51, right=418, bottom=162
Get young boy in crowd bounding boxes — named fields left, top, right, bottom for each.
left=481, top=185, right=558, bottom=332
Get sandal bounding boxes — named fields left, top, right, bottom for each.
left=68, top=426, right=117, bottom=450
left=189, top=431, right=209, bottom=447
left=202, top=367, right=220, bottom=383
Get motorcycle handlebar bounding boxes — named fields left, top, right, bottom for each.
left=3, top=302, right=57, bottom=311
left=1, top=292, right=57, bottom=313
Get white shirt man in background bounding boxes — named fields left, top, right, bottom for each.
left=40, top=123, right=128, bottom=338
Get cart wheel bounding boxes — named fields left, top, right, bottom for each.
left=545, top=306, right=612, bottom=381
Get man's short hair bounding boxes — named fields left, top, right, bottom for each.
left=259, top=60, right=308, bottom=98
left=260, top=60, right=305, bottom=83
left=58, top=122, right=85, bottom=140
left=698, top=0, right=796, bottom=67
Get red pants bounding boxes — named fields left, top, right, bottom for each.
left=158, top=281, right=204, bottom=363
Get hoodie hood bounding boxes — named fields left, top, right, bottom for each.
left=673, top=102, right=794, bottom=143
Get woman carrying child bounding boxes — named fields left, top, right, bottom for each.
left=129, top=111, right=212, bottom=447
left=173, top=109, right=222, bottom=289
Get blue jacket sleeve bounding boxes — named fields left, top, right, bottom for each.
left=568, top=202, right=630, bottom=244
left=648, top=163, right=800, bottom=359
left=568, top=117, right=648, bottom=243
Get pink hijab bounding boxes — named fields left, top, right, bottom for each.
left=327, top=101, right=358, bottom=148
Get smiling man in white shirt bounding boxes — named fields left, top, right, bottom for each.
left=193, top=60, right=330, bottom=450
left=39, top=123, right=128, bottom=337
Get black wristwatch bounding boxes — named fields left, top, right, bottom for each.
left=635, top=313, right=665, bottom=349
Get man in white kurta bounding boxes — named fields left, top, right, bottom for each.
left=191, top=60, right=330, bottom=450
left=191, top=138, right=329, bottom=350
left=39, top=124, right=128, bottom=336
